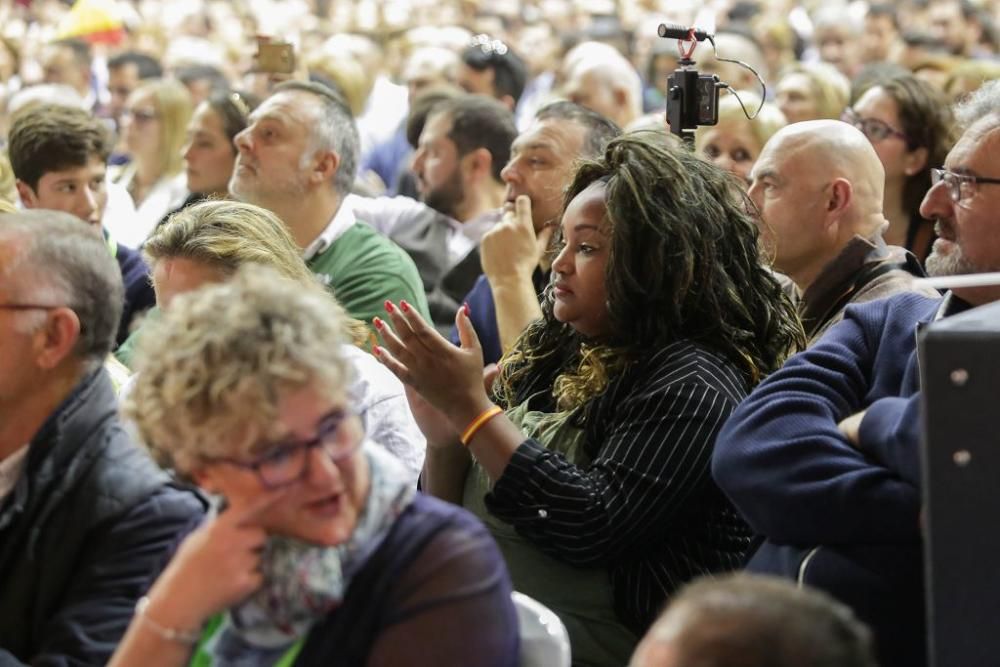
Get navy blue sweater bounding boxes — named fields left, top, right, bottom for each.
left=712, top=292, right=945, bottom=667
left=112, top=240, right=155, bottom=346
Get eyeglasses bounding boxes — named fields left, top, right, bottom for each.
left=930, top=167, right=1000, bottom=204
left=204, top=408, right=360, bottom=489
left=468, top=34, right=510, bottom=57
left=122, top=108, right=159, bottom=124
left=840, top=108, right=909, bottom=144
left=0, top=303, right=64, bottom=311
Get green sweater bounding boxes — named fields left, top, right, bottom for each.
left=307, top=221, right=429, bottom=327
left=116, top=222, right=428, bottom=368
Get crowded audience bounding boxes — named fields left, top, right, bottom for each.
left=1, top=0, right=998, bottom=663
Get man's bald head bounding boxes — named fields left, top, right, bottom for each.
left=748, top=120, right=891, bottom=290
left=763, top=120, right=886, bottom=222
left=562, top=42, right=642, bottom=128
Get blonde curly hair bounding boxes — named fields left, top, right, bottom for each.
left=124, top=265, right=352, bottom=474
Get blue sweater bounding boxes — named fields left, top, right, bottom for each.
left=712, top=292, right=945, bottom=667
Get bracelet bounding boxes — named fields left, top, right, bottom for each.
left=460, top=405, right=504, bottom=446
left=135, top=596, right=201, bottom=645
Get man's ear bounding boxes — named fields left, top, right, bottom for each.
left=310, top=150, right=341, bottom=187
left=15, top=180, right=39, bottom=209
left=34, top=307, right=81, bottom=370
left=827, top=178, right=853, bottom=217
left=612, top=85, right=629, bottom=110
left=463, top=147, right=494, bottom=183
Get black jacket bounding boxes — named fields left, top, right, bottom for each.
left=0, top=368, right=206, bottom=666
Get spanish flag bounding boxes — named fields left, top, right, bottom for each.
left=57, top=0, right=124, bottom=45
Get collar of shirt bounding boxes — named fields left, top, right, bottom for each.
left=0, top=445, right=29, bottom=503
left=303, top=200, right=357, bottom=261
left=446, top=209, right=502, bottom=267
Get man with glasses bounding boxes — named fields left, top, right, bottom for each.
left=748, top=118, right=936, bottom=345
left=713, top=80, right=1000, bottom=667
left=7, top=104, right=156, bottom=347
left=0, top=211, right=204, bottom=665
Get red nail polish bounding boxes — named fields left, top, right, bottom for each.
left=463, top=302, right=471, bottom=317
left=373, top=317, right=383, bottom=329
left=400, top=300, right=410, bottom=313
left=384, top=300, right=395, bottom=313
left=372, top=345, right=381, bottom=357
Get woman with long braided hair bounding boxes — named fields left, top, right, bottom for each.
left=375, top=131, right=804, bottom=666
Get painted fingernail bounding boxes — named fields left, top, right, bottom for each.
left=384, top=300, right=395, bottom=313
left=400, top=300, right=411, bottom=313
left=372, top=345, right=382, bottom=357
left=373, top=317, right=384, bottom=329
left=463, top=302, right=470, bottom=316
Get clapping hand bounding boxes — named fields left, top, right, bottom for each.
left=374, top=300, right=494, bottom=432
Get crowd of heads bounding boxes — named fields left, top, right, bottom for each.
left=3, top=0, right=1000, bottom=664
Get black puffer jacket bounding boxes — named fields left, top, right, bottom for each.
left=0, top=368, right=206, bottom=666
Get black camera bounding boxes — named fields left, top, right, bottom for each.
left=665, top=68, right=720, bottom=139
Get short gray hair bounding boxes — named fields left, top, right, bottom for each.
left=0, top=210, right=123, bottom=363
left=955, top=78, right=1000, bottom=131
left=274, top=80, right=360, bottom=195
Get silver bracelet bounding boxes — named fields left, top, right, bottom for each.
left=135, top=596, right=201, bottom=645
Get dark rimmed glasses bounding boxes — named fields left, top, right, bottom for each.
left=840, top=108, right=910, bottom=144
left=930, top=167, right=1000, bottom=204
left=122, top=108, right=160, bottom=124
left=204, top=408, right=361, bottom=489
left=0, top=303, right=65, bottom=312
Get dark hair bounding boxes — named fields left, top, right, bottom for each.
left=534, top=101, right=621, bottom=158
left=107, top=51, right=163, bottom=79
left=175, top=63, right=230, bottom=93
left=650, top=574, right=878, bottom=667
left=51, top=38, right=91, bottom=66
left=405, top=86, right=461, bottom=149
left=7, top=105, right=111, bottom=191
left=432, top=94, right=518, bottom=182
left=855, top=72, right=955, bottom=226
left=0, top=210, right=124, bottom=363
left=461, top=36, right=528, bottom=104
left=850, top=62, right=911, bottom=100
left=205, top=89, right=261, bottom=145
left=867, top=3, right=900, bottom=29
left=497, top=132, right=803, bottom=410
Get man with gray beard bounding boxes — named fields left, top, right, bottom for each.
left=712, top=79, right=1000, bottom=667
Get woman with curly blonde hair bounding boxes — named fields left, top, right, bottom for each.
left=110, top=265, right=518, bottom=667
left=125, top=199, right=426, bottom=485
left=375, top=131, right=804, bottom=666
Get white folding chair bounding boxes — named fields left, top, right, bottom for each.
left=512, top=591, right=571, bottom=667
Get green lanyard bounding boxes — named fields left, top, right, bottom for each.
left=188, top=615, right=305, bottom=666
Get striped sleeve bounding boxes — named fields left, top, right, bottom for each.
left=485, top=349, right=743, bottom=568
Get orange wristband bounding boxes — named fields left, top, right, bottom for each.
left=460, top=405, right=504, bottom=446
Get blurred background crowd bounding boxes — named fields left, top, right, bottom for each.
left=1, top=0, right=999, bottom=217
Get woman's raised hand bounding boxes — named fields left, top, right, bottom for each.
left=374, top=300, right=494, bottom=431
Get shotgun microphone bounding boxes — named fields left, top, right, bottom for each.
left=657, top=23, right=712, bottom=42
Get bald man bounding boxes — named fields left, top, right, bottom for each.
left=749, top=120, right=937, bottom=343
left=561, top=42, right=642, bottom=129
